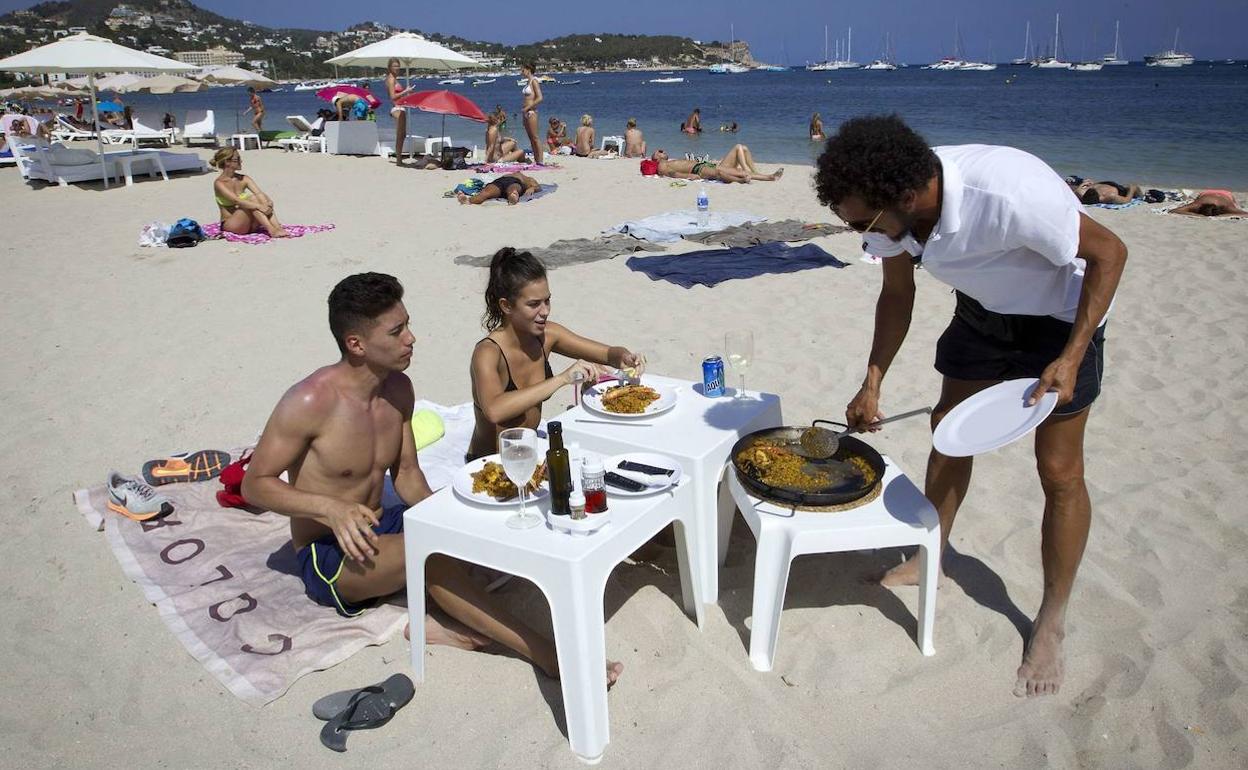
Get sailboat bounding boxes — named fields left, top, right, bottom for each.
left=1145, top=29, right=1194, bottom=67
left=710, top=24, right=749, bottom=73
left=806, top=26, right=835, bottom=70
left=1101, top=21, right=1128, bottom=65
left=1033, top=13, right=1072, bottom=68
left=1011, top=21, right=1033, bottom=65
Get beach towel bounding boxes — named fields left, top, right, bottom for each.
left=1085, top=199, right=1145, bottom=210
left=454, top=235, right=666, bottom=269
left=471, top=162, right=560, bottom=173
left=683, top=220, right=848, bottom=248
left=485, top=182, right=558, bottom=204
left=626, top=242, right=848, bottom=288
left=74, top=400, right=475, bottom=706
left=202, top=222, right=335, bottom=245
left=609, top=210, right=763, bottom=244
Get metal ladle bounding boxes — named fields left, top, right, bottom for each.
left=797, top=407, right=933, bottom=459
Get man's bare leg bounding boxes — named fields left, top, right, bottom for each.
left=426, top=554, right=623, bottom=685
left=1016, top=408, right=1091, bottom=697
left=877, top=377, right=998, bottom=586
left=460, top=186, right=503, bottom=205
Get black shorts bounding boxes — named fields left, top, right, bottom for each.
left=935, top=292, right=1106, bottom=415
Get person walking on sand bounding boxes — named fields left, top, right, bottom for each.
left=243, top=87, right=265, bottom=132
left=210, top=147, right=289, bottom=238
left=385, top=58, right=416, bottom=165
left=815, top=115, right=1127, bottom=698
left=242, top=273, right=623, bottom=685
left=650, top=145, right=783, bottom=183
left=519, top=61, right=544, bottom=165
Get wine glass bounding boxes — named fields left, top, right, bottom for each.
left=499, top=428, right=541, bottom=529
left=724, top=331, right=754, bottom=399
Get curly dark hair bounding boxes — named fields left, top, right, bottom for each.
left=814, top=115, right=938, bottom=209
left=327, top=272, right=404, bottom=355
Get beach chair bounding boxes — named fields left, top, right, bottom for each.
left=0, top=115, right=38, bottom=167
left=132, top=110, right=176, bottom=146
left=277, top=115, right=325, bottom=153
left=181, top=110, right=217, bottom=147
left=600, top=135, right=624, bottom=154
left=51, top=114, right=97, bottom=142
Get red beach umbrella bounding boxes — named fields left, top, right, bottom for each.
left=395, top=89, right=488, bottom=148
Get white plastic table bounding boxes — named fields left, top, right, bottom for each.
left=726, top=456, right=939, bottom=672
left=112, top=151, right=167, bottom=186
left=404, top=479, right=704, bottom=764
left=561, top=375, right=782, bottom=605
left=228, top=133, right=261, bottom=151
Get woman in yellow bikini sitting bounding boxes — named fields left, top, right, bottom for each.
left=210, top=147, right=289, bottom=238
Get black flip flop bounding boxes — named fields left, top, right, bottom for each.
left=317, top=674, right=414, bottom=753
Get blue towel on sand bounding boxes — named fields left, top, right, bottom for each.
left=626, top=242, right=848, bottom=288
left=1087, top=199, right=1144, bottom=210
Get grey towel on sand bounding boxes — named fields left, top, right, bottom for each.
left=682, top=220, right=848, bottom=247
left=455, top=235, right=666, bottom=269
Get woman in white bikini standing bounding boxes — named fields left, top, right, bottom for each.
left=385, top=58, right=416, bottom=165
left=519, top=61, right=543, bottom=166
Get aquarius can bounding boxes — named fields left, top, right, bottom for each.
left=702, top=355, right=726, bottom=397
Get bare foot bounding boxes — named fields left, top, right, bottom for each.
left=1014, top=622, right=1065, bottom=697
left=270, top=228, right=290, bottom=238
left=456, top=191, right=469, bottom=205
left=606, top=661, right=624, bottom=688
left=506, top=189, right=521, bottom=205
left=406, top=614, right=492, bottom=650
left=773, top=167, right=785, bottom=179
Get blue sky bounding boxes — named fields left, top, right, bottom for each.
left=4, top=1, right=1246, bottom=61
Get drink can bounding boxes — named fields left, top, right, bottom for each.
left=702, top=355, right=726, bottom=397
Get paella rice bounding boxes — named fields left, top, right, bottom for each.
left=601, top=384, right=661, bottom=414
left=471, top=461, right=547, bottom=500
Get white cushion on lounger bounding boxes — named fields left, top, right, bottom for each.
left=47, top=143, right=99, bottom=165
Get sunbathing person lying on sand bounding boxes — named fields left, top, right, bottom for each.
left=1169, top=189, right=1248, bottom=217
left=241, top=272, right=623, bottom=685
left=458, top=170, right=541, bottom=205
left=210, top=147, right=289, bottom=238
left=651, top=146, right=784, bottom=183
left=1067, top=177, right=1143, bottom=205
left=468, top=247, right=645, bottom=462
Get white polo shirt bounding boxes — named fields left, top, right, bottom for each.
left=863, top=144, right=1098, bottom=324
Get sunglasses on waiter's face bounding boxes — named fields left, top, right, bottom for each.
left=835, top=205, right=885, bottom=234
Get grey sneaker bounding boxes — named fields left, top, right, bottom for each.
left=107, top=471, right=174, bottom=521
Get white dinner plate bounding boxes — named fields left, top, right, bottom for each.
left=452, top=453, right=549, bottom=507
left=932, top=378, right=1060, bottom=457
left=581, top=378, right=678, bottom=420
left=602, top=452, right=683, bottom=496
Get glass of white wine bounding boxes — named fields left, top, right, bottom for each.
left=499, top=427, right=541, bottom=529
left=724, top=330, right=754, bottom=399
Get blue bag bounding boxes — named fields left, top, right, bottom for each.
left=166, top=218, right=206, bottom=248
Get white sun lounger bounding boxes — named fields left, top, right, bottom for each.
left=182, top=109, right=217, bottom=147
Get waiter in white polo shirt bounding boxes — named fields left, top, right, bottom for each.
left=814, top=116, right=1127, bottom=698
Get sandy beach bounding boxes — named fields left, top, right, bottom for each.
left=3, top=149, right=1245, bottom=768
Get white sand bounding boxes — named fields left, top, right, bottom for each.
left=2, top=150, right=1244, bottom=767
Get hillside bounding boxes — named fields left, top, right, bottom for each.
left=0, top=0, right=735, bottom=82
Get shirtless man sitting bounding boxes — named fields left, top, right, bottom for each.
left=650, top=145, right=784, bottom=184
left=623, top=118, right=646, bottom=158
left=242, top=273, right=621, bottom=684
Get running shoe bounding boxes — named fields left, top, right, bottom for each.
left=107, top=471, right=175, bottom=521
left=142, top=449, right=231, bottom=486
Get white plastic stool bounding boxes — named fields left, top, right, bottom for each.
left=600, top=135, right=624, bottom=154
left=113, top=152, right=168, bottom=186
left=228, top=133, right=261, bottom=151
left=727, top=456, right=939, bottom=672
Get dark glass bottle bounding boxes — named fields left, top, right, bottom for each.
left=546, top=421, right=572, bottom=516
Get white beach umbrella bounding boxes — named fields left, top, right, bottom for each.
left=123, top=74, right=207, bottom=94
left=95, top=72, right=145, bottom=92
left=197, top=65, right=276, bottom=89
left=0, top=32, right=194, bottom=188
left=326, top=32, right=480, bottom=137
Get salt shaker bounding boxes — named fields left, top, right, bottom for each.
left=569, top=489, right=587, bottom=520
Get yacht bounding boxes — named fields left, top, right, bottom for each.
left=1070, top=61, right=1104, bottom=71
left=863, top=59, right=897, bottom=70
left=1012, top=22, right=1033, bottom=65
left=1146, top=30, right=1194, bottom=67
left=710, top=24, right=750, bottom=73
left=1101, top=21, right=1128, bottom=65
left=293, top=80, right=344, bottom=91
left=863, top=33, right=898, bottom=70
left=648, top=76, right=685, bottom=83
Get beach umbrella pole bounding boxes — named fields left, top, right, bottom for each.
left=88, top=73, right=109, bottom=189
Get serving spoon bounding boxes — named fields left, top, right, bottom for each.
left=797, top=407, right=932, bottom=459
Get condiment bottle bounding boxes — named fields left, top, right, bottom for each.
left=581, top=458, right=608, bottom=514
left=546, top=422, right=572, bottom=516
left=569, top=489, right=587, bottom=520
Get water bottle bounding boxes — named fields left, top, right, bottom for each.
left=696, top=186, right=710, bottom=228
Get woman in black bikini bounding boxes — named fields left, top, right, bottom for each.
left=467, top=248, right=645, bottom=460
left=456, top=170, right=541, bottom=205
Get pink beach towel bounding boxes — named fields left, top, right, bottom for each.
left=203, top=222, right=335, bottom=245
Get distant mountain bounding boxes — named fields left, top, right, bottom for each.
left=0, top=0, right=725, bottom=80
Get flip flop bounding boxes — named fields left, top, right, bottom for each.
left=141, top=449, right=231, bottom=486
left=316, top=674, right=414, bottom=753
